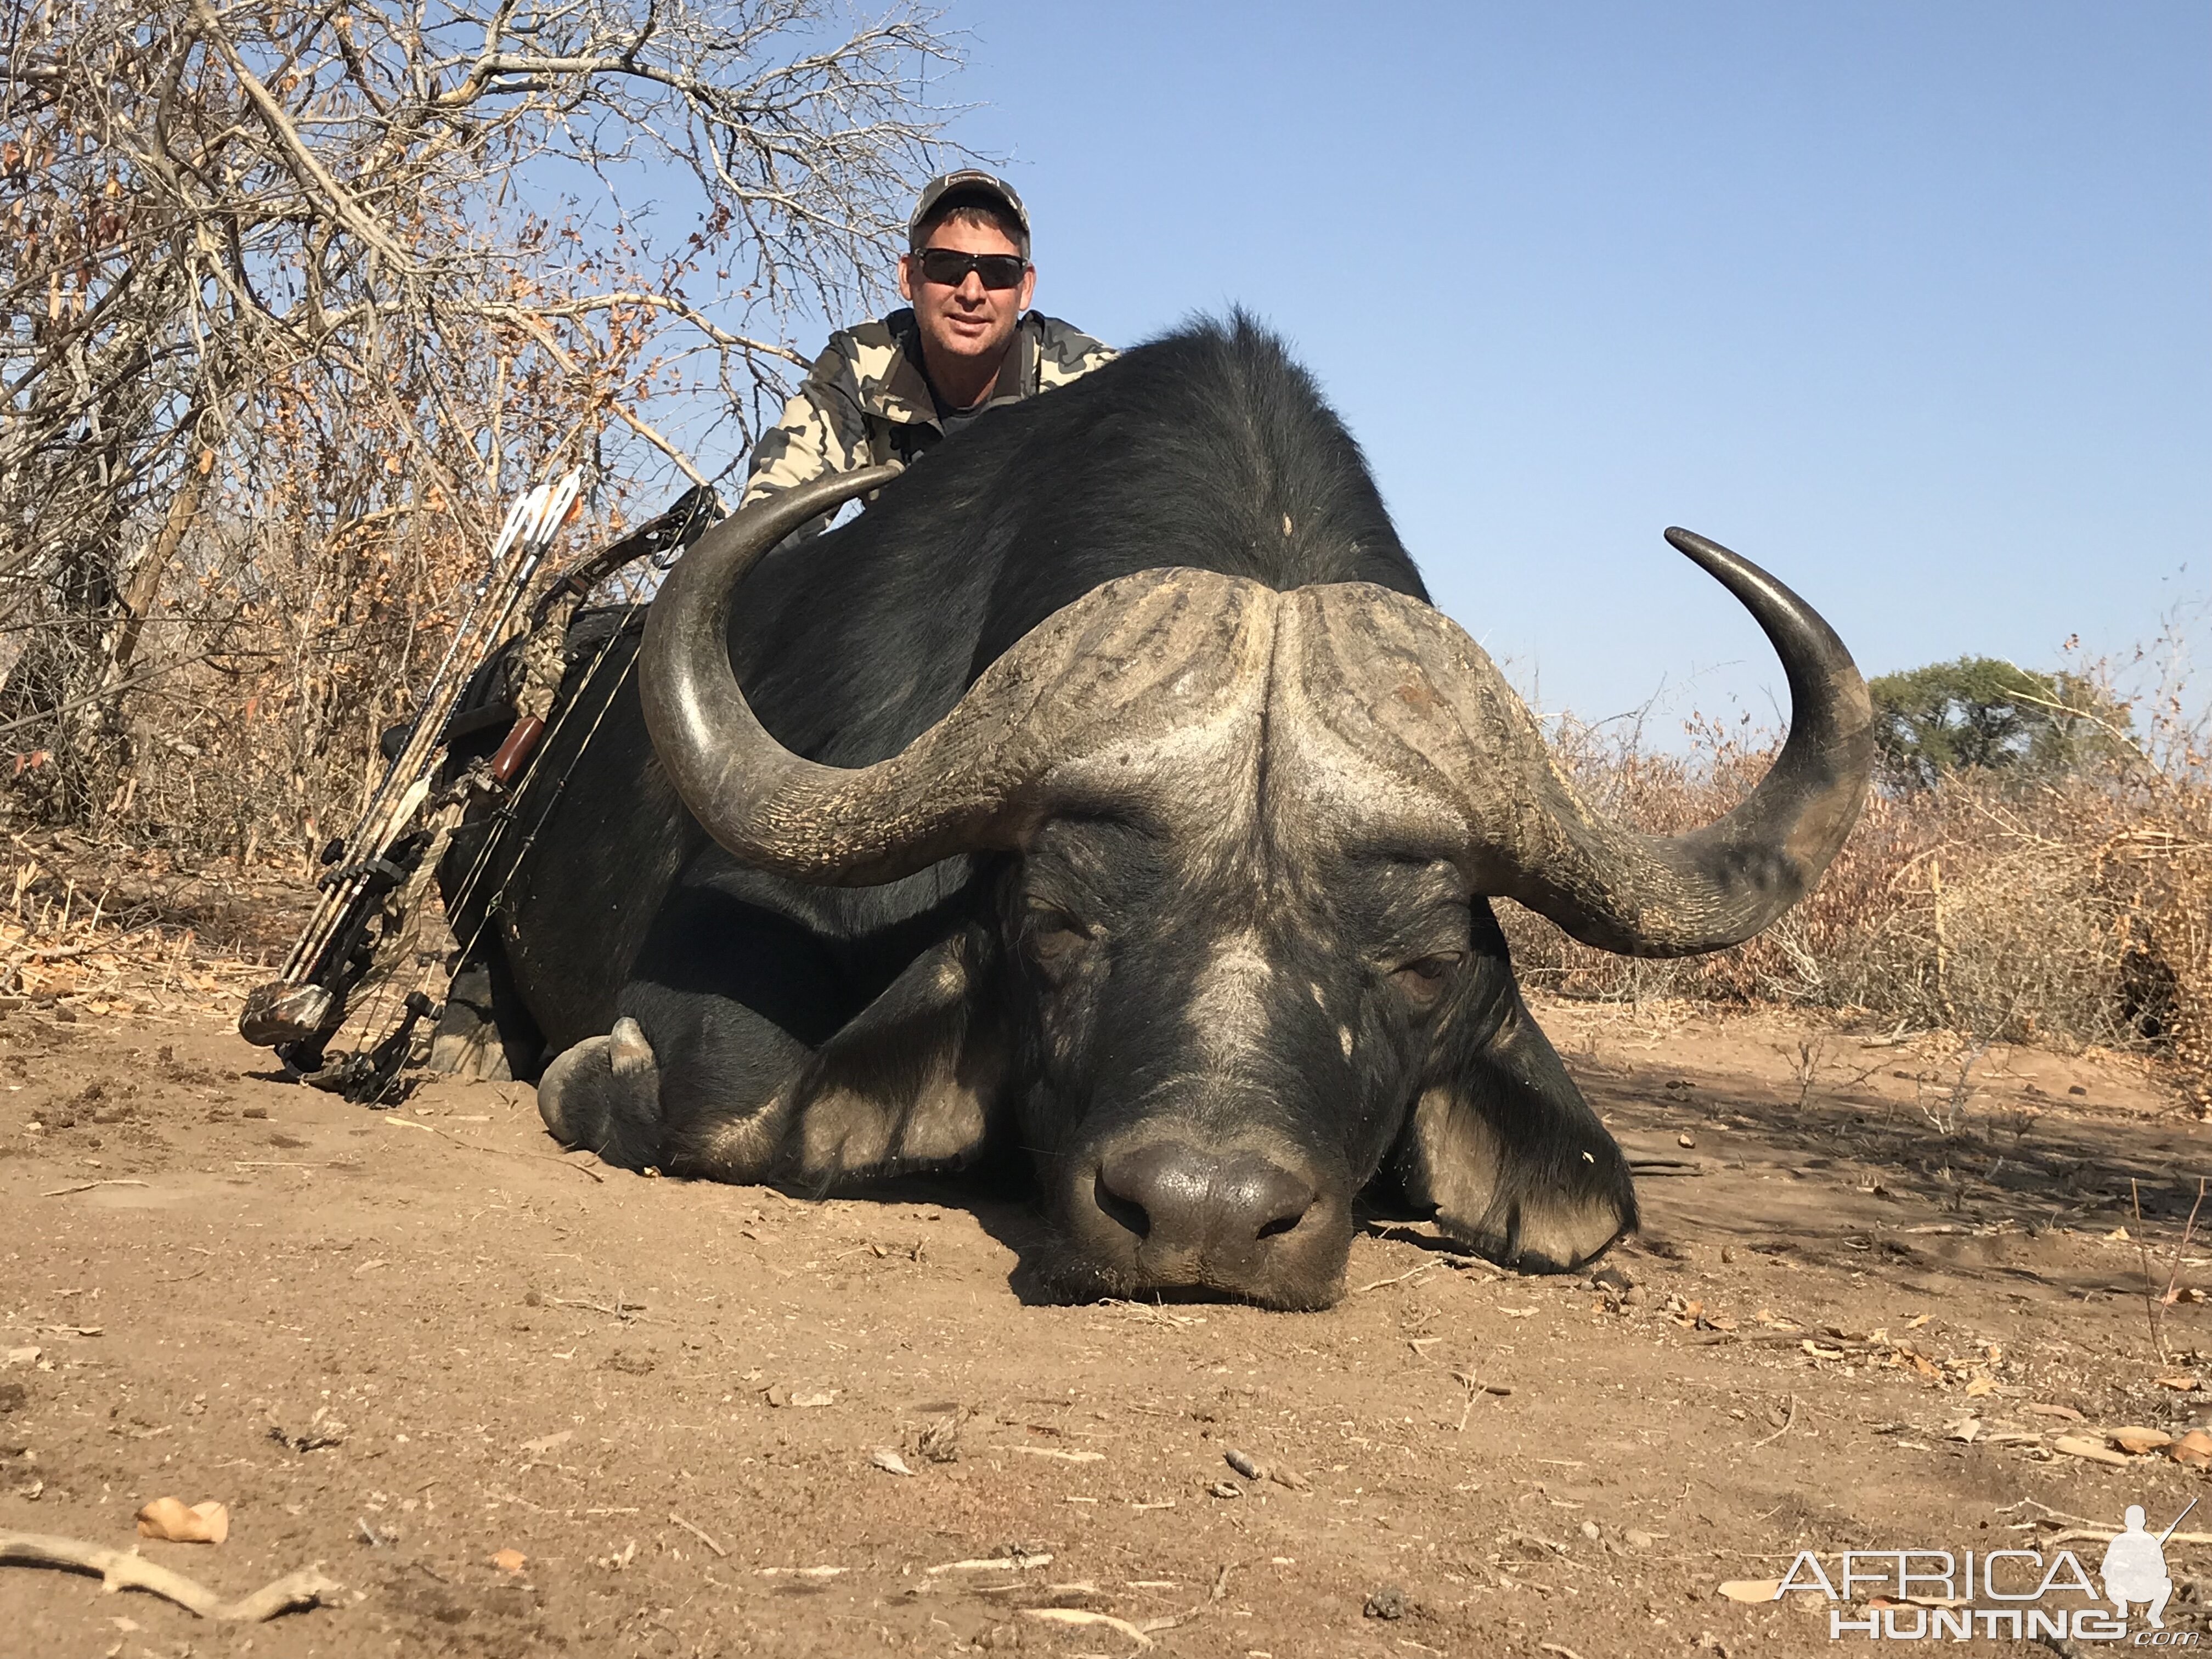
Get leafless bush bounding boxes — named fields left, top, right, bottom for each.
left=1, top=0, right=955, bottom=842
left=1502, top=691, right=2212, bottom=1096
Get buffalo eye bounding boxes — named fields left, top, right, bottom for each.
left=1390, top=952, right=1464, bottom=1009
left=1023, top=902, right=1090, bottom=976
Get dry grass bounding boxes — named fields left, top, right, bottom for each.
left=0, top=825, right=301, bottom=1019
left=1501, top=707, right=2212, bottom=1101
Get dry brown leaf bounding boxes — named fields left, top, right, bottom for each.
left=2111, top=1426, right=2175, bottom=1454
left=2155, top=1375, right=2202, bottom=1391
left=491, top=1548, right=526, bottom=1573
left=520, top=1429, right=572, bottom=1456
left=135, top=1497, right=228, bottom=1544
left=1962, top=1376, right=1997, bottom=1398
left=2022, top=1403, right=2086, bottom=1422
left=2170, top=1430, right=2212, bottom=1467
left=1718, top=1579, right=1782, bottom=1602
left=1944, top=1418, right=1980, bottom=1443
left=2053, top=1435, right=2132, bottom=1467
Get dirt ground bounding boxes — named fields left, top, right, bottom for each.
left=7, top=957, right=2212, bottom=1658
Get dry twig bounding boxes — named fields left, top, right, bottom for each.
left=0, top=1530, right=340, bottom=1620
left=667, top=1513, right=727, bottom=1558
left=385, top=1116, right=606, bottom=1183
left=1750, top=1394, right=1798, bottom=1449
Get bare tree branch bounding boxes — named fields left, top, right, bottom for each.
left=1, top=0, right=961, bottom=839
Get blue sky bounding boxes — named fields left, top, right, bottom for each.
left=899, top=1, right=2209, bottom=731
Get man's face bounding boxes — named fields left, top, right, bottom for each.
left=898, top=218, right=1036, bottom=380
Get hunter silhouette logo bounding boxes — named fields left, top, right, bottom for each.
left=2104, top=1502, right=2190, bottom=1629
left=1726, top=1498, right=2201, bottom=1642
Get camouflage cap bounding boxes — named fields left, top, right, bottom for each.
left=908, top=170, right=1031, bottom=257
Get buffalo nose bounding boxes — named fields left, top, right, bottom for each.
left=1095, top=1143, right=1317, bottom=1260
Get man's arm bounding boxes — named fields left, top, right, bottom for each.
left=739, top=365, right=872, bottom=539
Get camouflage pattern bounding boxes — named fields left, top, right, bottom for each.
left=510, top=598, right=574, bottom=723
left=741, top=308, right=1113, bottom=538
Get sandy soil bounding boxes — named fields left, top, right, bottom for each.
left=5, top=982, right=2211, bottom=1658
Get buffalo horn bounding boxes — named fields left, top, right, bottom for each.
left=640, top=469, right=1272, bottom=884
left=1290, top=529, right=1872, bottom=956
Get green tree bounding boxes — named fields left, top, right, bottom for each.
left=1867, top=656, right=2130, bottom=792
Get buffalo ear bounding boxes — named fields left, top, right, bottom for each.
left=781, top=923, right=1007, bottom=1186
left=1395, top=980, right=1635, bottom=1273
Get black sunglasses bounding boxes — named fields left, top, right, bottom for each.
left=914, top=248, right=1029, bottom=290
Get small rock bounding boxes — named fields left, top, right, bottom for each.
left=1207, top=1480, right=1242, bottom=1499
left=2069, top=1085, right=2087, bottom=1097
left=1579, top=1520, right=1601, bottom=1542
left=1625, top=1528, right=1656, bottom=1550
left=242, top=1106, right=269, bottom=1120
left=1589, top=1266, right=1635, bottom=1295
left=1363, top=1584, right=1409, bottom=1620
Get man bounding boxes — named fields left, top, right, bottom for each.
left=740, top=171, right=1113, bottom=533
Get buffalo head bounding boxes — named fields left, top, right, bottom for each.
left=627, top=467, right=1871, bottom=1308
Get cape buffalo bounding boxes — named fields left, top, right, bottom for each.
left=445, top=315, right=1871, bottom=1310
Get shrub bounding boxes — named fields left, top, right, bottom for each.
left=1500, top=703, right=2212, bottom=1097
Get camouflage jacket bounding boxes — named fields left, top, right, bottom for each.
left=740, top=309, right=1114, bottom=537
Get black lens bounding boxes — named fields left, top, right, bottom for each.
left=919, top=250, right=1026, bottom=290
